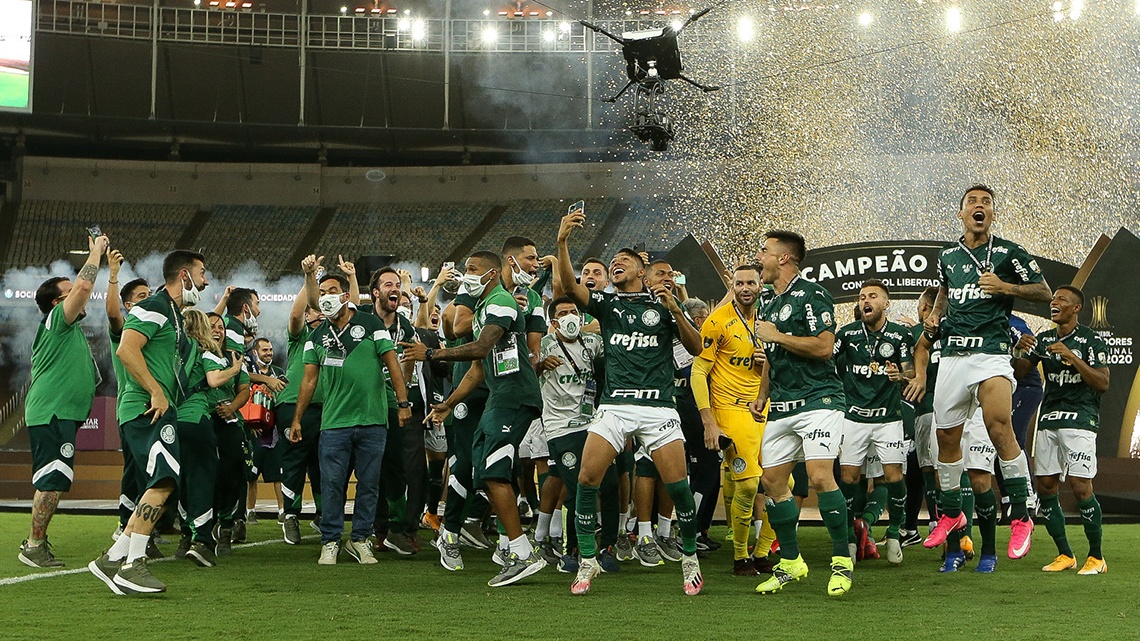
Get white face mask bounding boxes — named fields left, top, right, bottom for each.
left=318, top=293, right=346, bottom=317
left=243, top=306, right=259, bottom=334
left=459, top=269, right=493, bottom=298
left=510, top=257, right=536, bottom=288
left=557, top=314, right=582, bottom=340
left=181, top=272, right=202, bottom=307
left=259, top=355, right=273, bottom=366
left=397, top=306, right=413, bottom=321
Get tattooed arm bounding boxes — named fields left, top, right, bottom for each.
left=64, top=235, right=108, bottom=325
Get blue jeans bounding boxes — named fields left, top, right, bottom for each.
left=318, top=425, right=386, bottom=543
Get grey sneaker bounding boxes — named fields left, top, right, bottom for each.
left=656, top=535, right=682, bottom=563
left=492, top=546, right=510, bottom=566
left=614, top=534, right=635, bottom=561
left=282, top=515, right=302, bottom=545
left=232, top=520, right=247, bottom=544
left=146, top=535, right=165, bottom=560
left=318, top=541, right=340, bottom=565
left=538, top=539, right=561, bottom=566
left=633, top=535, right=664, bottom=567
left=383, top=532, right=417, bottom=556
left=111, top=525, right=124, bottom=542
left=187, top=541, right=218, bottom=568
left=113, top=557, right=166, bottom=594
left=215, top=528, right=233, bottom=556
left=488, top=552, right=547, bottom=587
left=174, top=534, right=192, bottom=559
left=885, top=538, right=903, bottom=565
left=598, top=546, right=621, bottom=573
left=246, top=510, right=259, bottom=525
left=309, top=518, right=321, bottom=534
left=459, top=520, right=492, bottom=549
left=88, top=552, right=126, bottom=595
left=18, top=539, right=64, bottom=568
left=346, top=539, right=378, bottom=564
left=434, top=532, right=464, bottom=571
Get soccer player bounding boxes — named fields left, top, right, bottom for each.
left=20, top=233, right=108, bottom=568
left=553, top=210, right=705, bottom=596
left=750, top=230, right=854, bottom=597
left=402, top=251, right=546, bottom=587
left=905, top=287, right=941, bottom=539
left=246, top=337, right=286, bottom=522
left=89, top=249, right=209, bottom=595
left=833, top=279, right=915, bottom=565
left=690, top=264, right=770, bottom=575
left=1013, top=285, right=1110, bottom=575
left=923, top=185, right=1052, bottom=567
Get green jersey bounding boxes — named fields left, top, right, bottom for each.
left=303, top=310, right=396, bottom=430
left=584, top=289, right=682, bottom=408
left=473, top=285, right=542, bottom=411
left=757, top=276, right=844, bottom=421
left=110, top=327, right=129, bottom=422
left=118, top=290, right=191, bottom=424
left=177, top=346, right=214, bottom=424
left=223, top=314, right=248, bottom=353
left=938, top=236, right=1044, bottom=356
left=1026, top=324, right=1108, bottom=432
left=206, top=350, right=249, bottom=413
left=522, top=287, right=548, bottom=335
left=25, top=303, right=99, bottom=425
left=835, top=320, right=914, bottom=424
left=278, top=325, right=323, bottom=405
left=450, top=292, right=490, bottom=403
left=909, top=324, right=940, bottom=415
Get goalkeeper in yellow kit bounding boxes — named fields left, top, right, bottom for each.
left=691, top=264, right=778, bottom=576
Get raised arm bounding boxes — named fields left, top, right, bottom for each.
left=291, top=254, right=323, bottom=336
left=105, top=248, right=125, bottom=334
left=65, top=234, right=108, bottom=325
left=556, top=212, right=590, bottom=307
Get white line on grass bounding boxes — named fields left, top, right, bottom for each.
left=0, top=535, right=320, bottom=587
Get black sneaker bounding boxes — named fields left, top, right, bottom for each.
left=598, top=546, right=621, bottom=573
left=899, top=529, right=923, bottom=548
left=174, top=534, right=192, bottom=559
left=215, top=528, right=233, bottom=556
left=146, top=535, right=165, bottom=560
left=696, top=533, right=722, bottom=553
left=232, top=520, right=247, bottom=544
left=187, top=542, right=218, bottom=568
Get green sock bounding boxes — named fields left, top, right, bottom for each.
left=1005, top=476, right=1029, bottom=520
left=1039, top=492, right=1073, bottom=557
left=975, top=489, right=997, bottom=556
left=663, top=479, right=698, bottom=556
left=496, top=518, right=507, bottom=536
left=1077, top=495, right=1103, bottom=559
left=818, top=489, right=852, bottom=558
left=922, top=470, right=939, bottom=520
left=863, top=483, right=888, bottom=526
left=575, top=483, right=600, bottom=558
left=838, top=480, right=860, bottom=544
left=766, top=497, right=801, bottom=560
left=941, top=487, right=962, bottom=553
left=961, top=478, right=975, bottom=537
left=885, top=480, right=907, bottom=540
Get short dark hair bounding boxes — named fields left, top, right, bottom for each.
left=919, top=286, right=940, bottom=307
left=35, top=276, right=68, bottom=314
left=251, top=337, right=272, bottom=351
left=119, top=278, right=149, bottom=306
left=206, top=311, right=224, bottom=323
left=162, top=249, right=206, bottom=284
left=765, top=230, right=806, bottom=264
left=648, top=259, right=672, bottom=271
left=501, top=236, right=536, bottom=256
left=226, top=287, right=258, bottom=316
left=319, top=273, right=351, bottom=293
left=614, top=248, right=645, bottom=268
left=734, top=264, right=762, bottom=277
left=470, top=251, right=502, bottom=272
left=546, top=295, right=579, bottom=318
left=369, top=266, right=399, bottom=293
left=581, top=257, right=608, bottom=275
left=960, top=184, right=996, bottom=210
left=1056, top=285, right=1084, bottom=306
left=861, top=278, right=890, bottom=297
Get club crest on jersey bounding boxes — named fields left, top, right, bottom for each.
left=821, top=311, right=833, bottom=327
left=731, top=457, right=747, bottom=474
left=703, top=337, right=714, bottom=349
left=879, top=343, right=895, bottom=358
left=60, top=443, right=74, bottom=458
left=642, top=309, right=661, bottom=327
left=561, top=451, right=577, bottom=468
left=350, top=325, right=365, bottom=340
left=1071, top=348, right=1083, bottom=361
left=779, top=304, right=792, bottom=322
left=453, top=403, right=468, bottom=419
left=160, top=424, right=176, bottom=444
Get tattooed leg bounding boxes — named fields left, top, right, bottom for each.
left=29, top=490, right=61, bottom=543
left=124, top=481, right=174, bottom=537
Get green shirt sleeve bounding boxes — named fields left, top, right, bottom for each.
left=123, top=298, right=169, bottom=341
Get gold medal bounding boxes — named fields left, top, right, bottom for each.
left=869, top=361, right=881, bottom=374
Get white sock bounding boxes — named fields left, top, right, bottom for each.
left=638, top=521, right=653, bottom=538
left=535, top=512, right=553, bottom=542
left=753, top=519, right=764, bottom=540
left=126, top=532, right=149, bottom=563
left=550, top=508, right=564, bottom=538
left=657, top=514, right=672, bottom=539
left=108, top=532, right=131, bottom=561
left=509, top=535, right=534, bottom=559
left=498, top=534, right=509, bottom=549
left=621, top=509, right=632, bottom=533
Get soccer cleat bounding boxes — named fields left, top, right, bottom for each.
left=88, top=553, right=126, bottom=595
left=146, top=535, right=165, bottom=560
left=755, top=555, right=809, bottom=594
left=974, top=554, right=997, bottom=573
left=538, top=539, right=562, bottom=566
left=174, top=534, right=192, bottom=559
left=682, top=554, right=703, bottom=596
left=488, top=552, right=546, bottom=587
left=18, top=539, right=64, bottom=568
left=1008, top=517, right=1034, bottom=559
left=317, top=541, right=340, bottom=565
left=827, top=556, right=854, bottom=597
left=633, top=535, right=664, bottom=567
left=346, top=539, right=378, bottom=564
left=558, top=552, right=580, bottom=574
left=282, top=515, right=302, bottom=545
left=113, top=558, right=166, bottom=594
left=853, top=518, right=871, bottom=561
left=187, top=542, right=218, bottom=568
left=733, top=558, right=760, bottom=576
left=861, top=534, right=880, bottom=561
left=215, top=528, right=233, bottom=557
left=232, top=520, right=247, bottom=544
left=753, top=554, right=775, bottom=575
left=656, top=535, right=682, bottom=563
left=492, top=546, right=509, bottom=567
left=434, top=533, right=464, bottom=571
left=900, top=529, right=923, bottom=548
left=571, top=556, right=601, bottom=595
left=939, top=551, right=966, bottom=573
left=960, top=535, right=975, bottom=560
left=421, top=512, right=442, bottom=533
left=614, top=533, right=635, bottom=561
left=383, top=532, right=417, bottom=556
left=885, top=538, right=903, bottom=565
left=598, top=546, right=621, bottom=573
left=923, top=512, right=967, bottom=549
left=459, top=521, right=493, bottom=549
left=1042, top=554, right=1077, bottom=572
left=1077, top=556, right=1107, bottom=575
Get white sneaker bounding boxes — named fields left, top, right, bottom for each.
left=885, top=538, right=903, bottom=565
left=346, top=539, right=378, bottom=565
left=318, top=541, right=340, bottom=565
left=571, top=556, right=601, bottom=595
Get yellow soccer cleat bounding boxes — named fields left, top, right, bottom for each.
left=755, top=555, right=808, bottom=594
left=1077, top=556, right=1107, bottom=576
left=827, top=556, right=854, bottom=597
left=960, top=535, right=975, bottom=560
left=1041, top=554, right=1076, bottom=572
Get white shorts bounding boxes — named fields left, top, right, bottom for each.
left=424, top=422, right=448, bottom=453
left=761, top=409, right=844, bottom=467
left=963, top=409, right=996, bottom=473
left=915, top=412, right=936, bottom=469
left=1034, top=428, right=1097, bottom=480
left=863, top=454, right=883, bottom=479
left=934, top=353, right=1016, bottom=430
left=518, top=418, right=550, bottom=460
left=839, top=419, right=906, bottom=467
left=587, top=404, right=684, bottom=456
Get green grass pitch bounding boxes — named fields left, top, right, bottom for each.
left=0, top=70, right=30, bottom=110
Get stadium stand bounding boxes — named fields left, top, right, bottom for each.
left=468, top=198, right=614, bottom=261
left=194, top=205, right=321, bottom=278
left=603, top=196, right=687, bottom=253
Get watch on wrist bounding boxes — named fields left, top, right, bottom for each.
left=397, top=401, right=412, bottom=409
left=424, top=348, right=434, bottom=361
